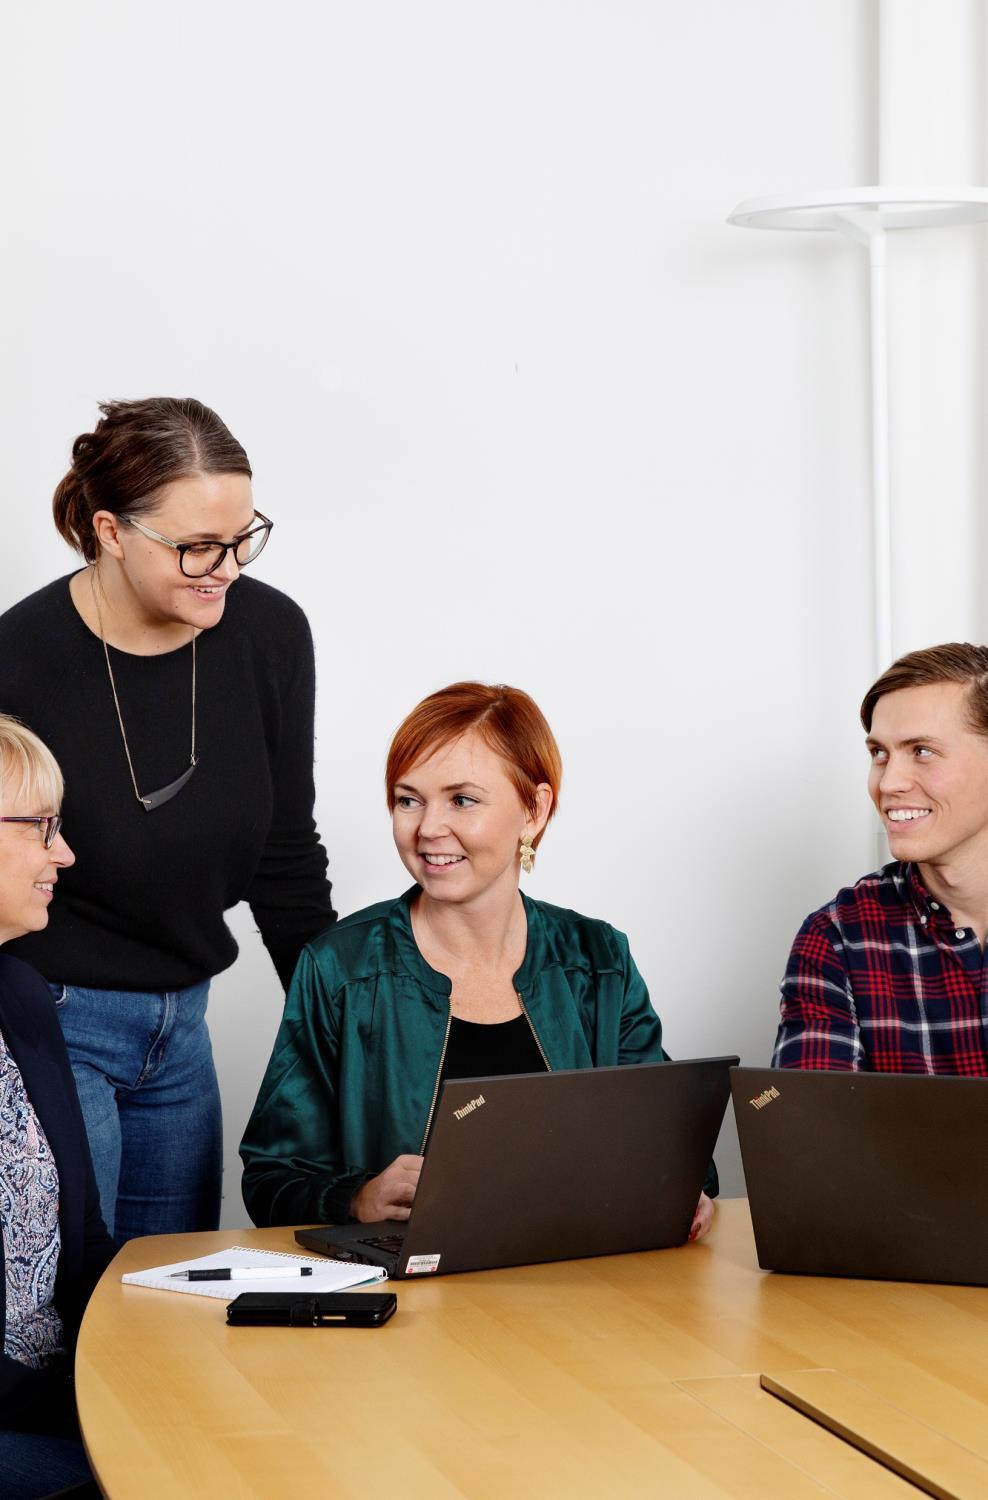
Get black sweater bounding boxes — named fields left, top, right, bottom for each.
left=0, top=574, right=335, bottom=991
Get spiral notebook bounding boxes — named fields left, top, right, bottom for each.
left=122, top=1245, right=387, bottom=1298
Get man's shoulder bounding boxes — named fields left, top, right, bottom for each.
left=801, top=862, right=910, bottom=934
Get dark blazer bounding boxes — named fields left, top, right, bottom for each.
left=0, top=952, right=115, bottom=1413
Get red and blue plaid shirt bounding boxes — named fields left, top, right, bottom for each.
left=774, top=861, right=988, bottom=1074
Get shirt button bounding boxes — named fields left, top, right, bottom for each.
left=920, top=915, right=928, bottom=925
left=956, top=929, right=966, bottom=939
left=931, top=902, right=940, bottom=910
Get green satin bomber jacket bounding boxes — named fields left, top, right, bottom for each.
left=240, top=888, right=705, bottom=1227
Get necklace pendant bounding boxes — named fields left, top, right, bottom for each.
left=93, top=568, right=199, bottom=814
left=140, top=760, right=197, bottom=812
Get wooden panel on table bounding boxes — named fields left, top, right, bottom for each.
left=678, top=1375, right=918, bottom=1499
left=748, top=1267, right=988, bottom=1455
left=761, top=1368, right=988, bottom=1500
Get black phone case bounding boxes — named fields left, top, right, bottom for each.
left=226, top=1291, right=396, bottom=1327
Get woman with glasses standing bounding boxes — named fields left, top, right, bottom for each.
left=0, top=397, right=335, bottom=1242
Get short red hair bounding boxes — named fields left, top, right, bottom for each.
left=386, top=682, right=562, bottom=847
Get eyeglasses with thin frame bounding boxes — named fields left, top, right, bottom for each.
left=120, top=511, right=273, bottom=578
left=0, top=815, right=64, bottom=848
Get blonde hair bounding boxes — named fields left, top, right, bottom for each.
left=0, top=716, right=64, bottom=813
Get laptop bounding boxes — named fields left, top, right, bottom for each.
left=296, top=1056, right=737, bottom=1278
left=733, top=1066, right=988, bottom=1285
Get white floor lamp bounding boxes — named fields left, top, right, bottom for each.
left=728, top=186, right=988, bottom=676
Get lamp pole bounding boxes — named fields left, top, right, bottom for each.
left=728, top=187, right=988, bottom=679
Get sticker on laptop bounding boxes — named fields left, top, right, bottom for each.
left=405, top=1254, right=441, bottom=1275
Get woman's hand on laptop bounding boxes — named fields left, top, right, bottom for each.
left=351, top=1154, right=424, bottom=1222
left=688, top=1192, right=714, bottom=1243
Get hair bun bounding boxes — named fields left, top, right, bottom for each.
left=50, top=396, right=251, bottom=564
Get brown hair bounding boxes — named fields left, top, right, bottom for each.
left=860, top=643, right=988, bottom=734
left=52, top=397, right=252, bottom=561
left=386, top=682, right=562, bottom=847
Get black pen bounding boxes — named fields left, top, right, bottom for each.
left=169, top=1266, right=314, bottom=1281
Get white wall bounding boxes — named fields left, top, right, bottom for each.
left=879, top=0, right=988, bottom=655
left=3, top=2, right=891, bottom=1217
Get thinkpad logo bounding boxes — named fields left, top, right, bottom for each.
left=453, top=1094, right=486, bottom=1121
left=749, top=1086, right=781, bottom=1111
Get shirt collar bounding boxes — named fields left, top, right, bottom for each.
left=903, top=861, right=952, bottom=927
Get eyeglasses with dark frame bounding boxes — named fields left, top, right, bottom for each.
left=120, top=511, right=274, bottom=579
left=0, top=815, right=64, bottom=848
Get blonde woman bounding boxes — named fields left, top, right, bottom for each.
left=0, top=716, right=113, bottom=1499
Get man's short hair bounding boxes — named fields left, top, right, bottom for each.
left=860, top=643, right=988, bottom=735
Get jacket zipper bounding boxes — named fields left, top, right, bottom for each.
left=518, top=991, right=552, bottom=1071
left=419, top=1007, right=453, bottom=1151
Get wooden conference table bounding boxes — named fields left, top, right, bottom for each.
left=77, top=1198, right=988, bottom=1499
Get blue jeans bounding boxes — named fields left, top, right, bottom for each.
left=52, top=982, right=222, bottom=1242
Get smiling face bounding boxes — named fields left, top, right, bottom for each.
left=392, top=730, right=551, bottom=908
left=0, top=785, right=75, bottom=945
left=867, top=681, right=988, bottom=869
left=95, top=471, right=256, bottom=632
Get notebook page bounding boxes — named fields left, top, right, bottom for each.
left=122, top=1244, right=387, bottom=1298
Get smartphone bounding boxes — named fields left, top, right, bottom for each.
left=226, top=1292, right=397, bottom=1327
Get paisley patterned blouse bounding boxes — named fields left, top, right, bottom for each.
left=0, top=1024, right=63, bottom=1367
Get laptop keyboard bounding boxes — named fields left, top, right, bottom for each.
left=358, top=1233, right=405, bottom=1254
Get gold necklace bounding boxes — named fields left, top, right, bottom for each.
left=91, top=570, right=198, bottom=812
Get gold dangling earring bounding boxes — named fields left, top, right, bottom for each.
left=519, top=834, right=535, bottom=874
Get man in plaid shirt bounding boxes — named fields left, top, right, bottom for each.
left=775, top=643, right=988, bottom=1074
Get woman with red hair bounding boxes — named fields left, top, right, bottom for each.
left=241, top=682, right=715, bottom=1240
